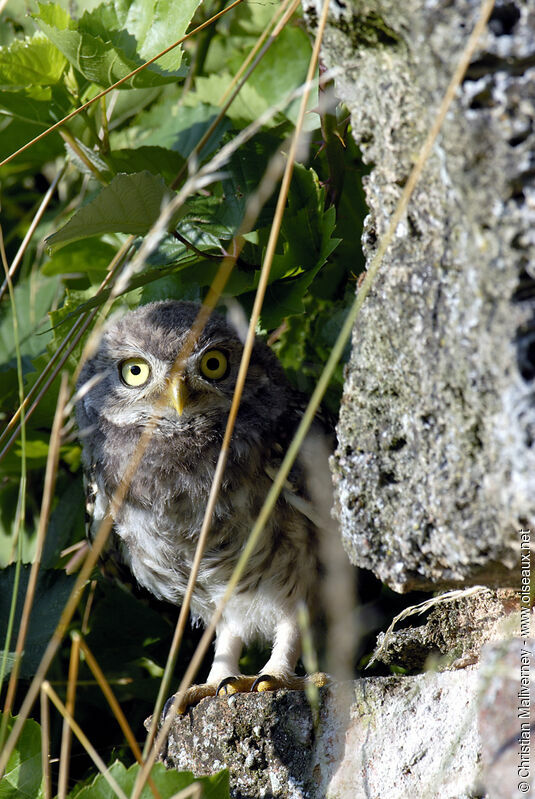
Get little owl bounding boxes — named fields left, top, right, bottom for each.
left=76, top=300, right=328, bottom=709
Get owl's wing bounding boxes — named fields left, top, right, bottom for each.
left=83, top=462, right=132, bottom=584
left=265, top=391, right=335, bottom=525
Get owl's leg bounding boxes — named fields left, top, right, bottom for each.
left=253, top=614, right=329, bottom=693
left=166, top=624, right=244, bottom=714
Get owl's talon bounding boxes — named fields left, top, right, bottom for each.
left=162, top=695, right=177, bottom=719
left=216, top=675, right=257, bottom=696
left=216, top=676, right=240, bottom=696
left=251, top=673, right=275, bottom=692
left=252, top=671, right=331, bottom=693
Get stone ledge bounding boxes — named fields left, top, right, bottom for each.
left=160, top=671, right=479, bottom=798
left=158, top=638, right=531, bottom=798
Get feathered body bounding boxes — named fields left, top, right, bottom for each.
left=76, top=301, right=324, bottom=695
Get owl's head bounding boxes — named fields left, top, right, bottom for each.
left=76, top=301, right=289, bottom=436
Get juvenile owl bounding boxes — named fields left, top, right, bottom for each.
left=76, top=300, right=327, bottom=708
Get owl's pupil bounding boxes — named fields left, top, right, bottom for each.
left=206, top=358, right=219, bottom=372
left=130, top=365, right=141, bottom=375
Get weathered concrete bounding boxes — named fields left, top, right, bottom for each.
left=306, top=0, right=535, bottom=590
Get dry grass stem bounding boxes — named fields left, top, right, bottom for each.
left=218, top=0, right=297, bottom=106
left=41, top=681, right=130, bottom=799
left=368, top=586, right=491, bottom=668
left=57, top=632, right=81, bottom=799
left=40, top=687, right=52, bottom=799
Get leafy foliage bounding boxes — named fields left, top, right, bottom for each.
left=71, top=761, right=229, bottom=799
left=0, top=713, right=43, bottom=799
left=0, top=0, right=368, bottom=792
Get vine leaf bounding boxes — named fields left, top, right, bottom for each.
left=0, top=713, right=43, bottom=799
left=45, top=171, right=187, bottom=252
left=34, top=0, right=201, bottom=88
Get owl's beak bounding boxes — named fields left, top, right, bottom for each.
left=167, top=377, right=188, bottom=416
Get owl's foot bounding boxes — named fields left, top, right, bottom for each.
left=164, top=683, right=218, bottom=716
left=217, top=671, right=331, bottom=695
left=164, top=672, right=331, bottom=716
left=252, top=671, right=330, bottom=692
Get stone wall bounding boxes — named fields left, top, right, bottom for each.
left=309, top=0, right=535, bottom=591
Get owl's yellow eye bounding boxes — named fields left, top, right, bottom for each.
left=200, top=349, right=228, bottom=381
left=120, top=358, right=150, bottom=387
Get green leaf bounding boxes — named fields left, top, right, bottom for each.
left=45, top=171, right=186, bottom=252
left=42, top=238, right=118, bottom=281
left=0, top=713, right=43, bottom=799
left=107, top=146, right=185, bottom=182
left=0, top=115, right=64, bottom=166
left=189, top=26, right=318, bottom=129
left=0, top=272, right=61, bottom=362
left=0, top=86, right=72, bottom=127
left=71, top=759, right=229, bottom=799
left=0, top=31, right=66, bottom=89
left=85, top=581, right=170, bottom=670
left=34, top=0, right=200, bottom=88
left=0, top=566, right=76, bottom=679
left=133, top=101, right=231, bottom=160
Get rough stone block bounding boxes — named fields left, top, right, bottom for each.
left=305, top=0, right=535, bottom=590
left=161, top=671, right=482, bottom=798
left=159, top=638, right=532, bottom=798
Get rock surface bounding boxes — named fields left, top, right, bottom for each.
left=479, top=638, right=535, bottom=799
left=161, top=672, right=482, bottom=798
left=306, top=0, right=535, bottom=590
left=160, top=638, right=532, bottom=798
left=372, top=587, right=519, bottom=670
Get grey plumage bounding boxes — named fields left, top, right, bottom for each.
left=76, top=300, right=326, bottom=700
